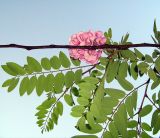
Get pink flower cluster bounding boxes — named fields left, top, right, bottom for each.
left=69, top=31, right=106, bottom=64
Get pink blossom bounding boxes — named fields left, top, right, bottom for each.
left=69, top=30, right=106, bottom=64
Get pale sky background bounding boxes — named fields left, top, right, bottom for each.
left=0, top=0, right=160, bottom=138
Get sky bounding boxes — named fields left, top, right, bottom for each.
left=0, top=0, right=160, bottom=138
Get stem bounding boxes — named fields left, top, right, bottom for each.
left=0, top=43, right=160, bottom=50
left=101, top=79, right=150, bottom=137
left=146, top=95, right=160, bottom=110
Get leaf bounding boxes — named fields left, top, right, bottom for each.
left=153, top=115, right=160, bottom=134
left=41, top=57, right=51, bottom=70
left=77, top=97, right=89, bottom=106
left=54, top=73, right=64, bottom=93
left=71, top=105, right=85, bottom=116
left=6, top=62, right=26, bottom=75
left=70, top=58, right=80, bottom=66
left=151, top=78, right=160, bottom=90
left=127, top=120, right=138, bottom=128
left=70, top=87, right=79, bottom=97
left=27, top=56, right=42, bottom=72
left=36, top=75, right=45, bottom=96
left=65, top=71, right=74, bottom=88
left=64, top=94, right=74, bottom=106
left=140, top=132, right=151, bottom=138
left=145, top=54, right=153, bottom=63
left=141, top=122, right=152, bottom=131
left=108, top=28, right=112, bottom=38
left=134, top=48, right=144, bottom=60
left=59, top=51, right=71, bottom=68
left=108, top=122, right=118, bottom=138
left=8, top=78, right=19, bottom=92
left=56, top=102, right=63, bottom=116
left=130, top=62, right=138, bottom=80
left=116, top=76, right=133, bottom=91
left=131, top=91, right=137, bottom=110
left=118, top=61, right=128, bottom=78
left=19, top=77, right=29, bottom=96
left=128, top=130, right=137, bottom=138
left=50, top=56, right=61, bottom=70
left=114, top=104, right=128, bottom=138
left=83, top=77, right=99, bottom=84
left=121, top=50, right=137, bottom=61
left=2, top=78, right=14, bottom=87
left=103, top=131, right=112, bottom=138
left=1, top=65, right=18, bottom=76
left=27, top=76, right=37, bottom=95
left=138, top=62, right=149, bottom=74
left=105, top=88, right=125, bottom=99
left=125, top=96, right=134, bottom=118
left=75, top=69, right=82, bottom=84
left=139, top=105, right=152, bottom=117
left=155, top=56, right=160, bottom=72
left=106, top=61, right=120, bottom=83
left=148, top=68, right=157, bottom=81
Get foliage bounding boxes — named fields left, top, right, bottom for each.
left=1, top=21, right=160, bottom=138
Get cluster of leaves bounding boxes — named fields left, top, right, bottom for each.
left=1, top=21, right=160, bottom=138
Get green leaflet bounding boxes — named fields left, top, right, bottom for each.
left=106, top=61, right=120, bottom=83
left=2, top=78, right=14, bottom=87
left=139, top=105, right=152, bottom=117
left=56, top=102, right=63, bottom=116
left=125, top=95, right=134, bottom=118
left=70, top=57, right=81, bottom=66
left=131, top=91, right=137, bottom=110
left=19, top=77, right=29, bottom=96
left=103, top=131, right=112, bottom=138
left=54, top=73, right=65, bottom=93
left=75, top=69, right=82, bottom=84
left=64, top=94, right=74, bottom=106
left=59, top=51, right=71, bottom=68
left=141, top=122, right=152, bottom=131
left=76, top=117, right=102, bottom=134
left=77, top=97, right=89, bottom=106
left=134, top=48, right=144, bottom=60
left=8, top=78, right=19, bottom=92
left=118, top=61, right=128, bottom=78
left=120, top=50, right=137, bottom=61
left=148, top=68, right=157, bottom=81
left=71, top=105, right=85, bottom=117
left=105, top=88, right=125, bottom=99
left=130, top=62, right=138, bottom=80
left=27, top=56, right=42, bottom=72
left=128, top=130, right=137, bottom=138
left=151, top=78, right=160, bottom=90
left=50, top=56, right=61, bottom=69
left=155, top=56, right=160, bottom=72
left=36, top=75, right=46, bottom=96
left=108, top=122, right=118, bottom=138
left=114, top=104, right=128, bottom=138
left=65, top=71, right=74, bottom=88
left=41, top=57, right=51, bottom=70
left=138, top=62, right=149, bottom=74
left=116, top=76, right=133, bottom=91
left=27, top=76, right=37, bottom=95
left=1, top=65, right=17, bottom=76
left=127, top=120, right=138, bottom=128
left=6, top=62, right=26, bottom=75
left=145, top=54, right=153, bottom=63
left=44, top=74, right=54, bottom=92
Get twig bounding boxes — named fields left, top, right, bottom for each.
left=101, top=79, right=150, bottom=137
left=0, top=43, right=160, bottom=50
left=146, top=95, right=160, bottom=111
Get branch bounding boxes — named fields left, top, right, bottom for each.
left=146, top=95, right=160, bottom=111
left=101, top=79, right=150, bottom=137
left=0, top=43, right=160, bottom=50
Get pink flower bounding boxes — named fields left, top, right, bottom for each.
left=69, top=30, right=106, bottom=64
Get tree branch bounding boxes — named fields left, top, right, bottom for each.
left=0, top=43, right=160, bottom=50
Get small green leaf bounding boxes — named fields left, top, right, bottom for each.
left=64, top=94, right=74, bottom=106
left=50, top=56, right=61, bottom=69
left=56, top=102, right=63, bottom=116
left=77, top=97, right=89, bottom=106
left=1, top=65, right=18, bottom=76
left=145, top=54, right=153, bottom=63
left=116, top=76, right=133, bottom=91
left=2, top=78, right=14, bottom=87
left=125, top=96, right=134, bottom=118
left=134, top=48, right=144, bottom=60
left=41, top=57, right=51, bottom=70
left=27, top=76, right=37, bottom=95
left=75, top=69, right=82, bottom=84
left=36, top=75, right=45, bottom=96
left=7, top=62, right=26, bottom=75
left=44, top=74, right=54, bottom=92
left=27, top=56, right=42, bottom=72
left=19, top=77, right=29, bottom=96
left=127, top=120, right=138, bottom=128
left=70, top=58, right=80, bottom=66
left=59, top=51, right=71, bottom=68
left=139, top=105, right=152, bottom=117
left=8, top=78, right=19, bottom=92
left=118, top=61, right=128, bottom=78
left=105, top=88, right=125, bottom=99
left=130, top=62, right=138, bottom=80
left=54, top=73, right=64, bottom=93
left=155, top=56, right=160, bottom=72
left=141, top=122, right=152, bottom=131
left=65, top=71, right=74, bottom=88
